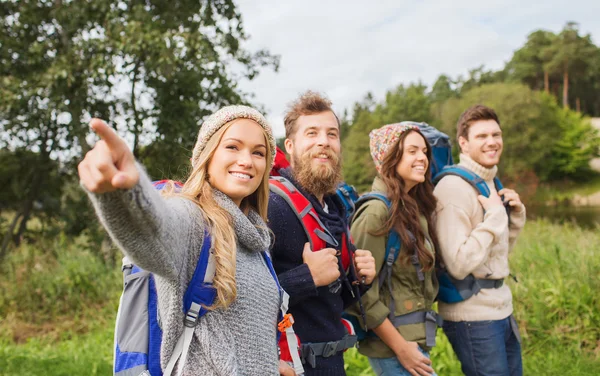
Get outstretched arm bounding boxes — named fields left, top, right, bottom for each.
left=80, top=119, right=204, bottom=280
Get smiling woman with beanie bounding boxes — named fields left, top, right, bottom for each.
left=346, top=123, right=441, bottom=376
left=78, top=106, right=290, bottom=376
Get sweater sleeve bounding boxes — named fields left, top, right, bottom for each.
left=346, top=200, right=390, bottom=330
left=85, top=163, right=204, bottom=281
left=434, top=176, right=508, bottom=280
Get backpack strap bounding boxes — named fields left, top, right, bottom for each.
left=335, top=182, right=360, bottom=219
left=269, top=177, right=335, bottom=250
left=389, top=310, right=443, bottom=348
left=353, top=193, right=439, bottom=343
left=432, top=169, right=511, bottom=303
left=433, top=165, right=491, bottom=197
left=164, top=231, right=216, bottom=376
left=355, top=193, right=404, bottom=319
left=434, top=166, right=510, bottom=219
left=269, top=177, right=352, bottom=270
left=262, top=251, right=305, bottom=375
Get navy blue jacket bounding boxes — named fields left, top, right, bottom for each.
left=268, top=168, right=368, bottom=376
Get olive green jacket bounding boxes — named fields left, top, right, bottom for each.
left=346, top=177, right=439, bottom=358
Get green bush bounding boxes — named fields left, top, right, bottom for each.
left=0, top=233, right=121, bottom=324
left=436, top=83, right=600, bottom=182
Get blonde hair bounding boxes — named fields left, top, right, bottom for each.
left=168, top=119, right=273, bottom=310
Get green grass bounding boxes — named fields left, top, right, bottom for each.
left=346, top=219, right=600, bottom=375
left=1, top=220, right=599, bottom=375
left=0, top=320, right=114, bottom=376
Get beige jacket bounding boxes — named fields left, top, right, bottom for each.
left=433, top=154, right=526, bottom=322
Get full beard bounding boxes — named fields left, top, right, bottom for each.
left=292, top=148, right=343, bottom=198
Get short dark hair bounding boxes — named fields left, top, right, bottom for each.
left=283, top=91, right=339, bottom=138
left=456, top=104, right=500, bottom=142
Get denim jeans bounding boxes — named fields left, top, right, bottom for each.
left=443, top=315, right=523, bottom=376
left=368, top=347, right=437, bottom=376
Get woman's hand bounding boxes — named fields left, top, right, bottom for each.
left=396, top=341, right=434, bottom=376
left=78, top=119, right=139, bottom=193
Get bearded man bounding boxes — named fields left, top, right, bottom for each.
left=268, top=91, right=376, bottom=376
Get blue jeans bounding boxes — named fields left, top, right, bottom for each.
left=368, top=347, right=437, bottom=376
left=443, top=315, right=523, bottom=376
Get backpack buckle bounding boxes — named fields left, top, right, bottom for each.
left=278, top=313, right=295, bottom=332
left=322, top=341, right=338, bottom=357
left=184, top=302, right=201, bottom=327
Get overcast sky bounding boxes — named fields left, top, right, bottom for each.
left=235, top=0, right=600, bottom=138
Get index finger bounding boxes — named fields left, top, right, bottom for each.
left=90, top=118, right=124, bottom=150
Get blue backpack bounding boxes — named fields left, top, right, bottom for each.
left=335, top=122, right=508, bottom=306
left=341, top=193, right=402, bottom=341
left=342, top=193, right=442, bottom=346
left=433, top=166, right=509, bottom=303
left=113, top=181, right=302, bottom=376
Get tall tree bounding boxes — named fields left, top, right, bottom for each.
left=505, top=30, right=556, bottom=92
left=430, top=74, right=458, bottom=103
left=0, top=0, right=278, bottom=257
left=542, top=22, right=597, bottom=109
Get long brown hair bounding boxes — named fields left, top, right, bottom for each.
left=374, top=129, right=440, bottom=271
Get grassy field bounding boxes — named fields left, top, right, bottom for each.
left=1, top=220, right=599, bottom=375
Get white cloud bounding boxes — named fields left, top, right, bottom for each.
left=235, top=0, right=600, bottom=137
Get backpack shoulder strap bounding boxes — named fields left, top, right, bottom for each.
left=336, top=182, right=360, bottom=219
left=261, top=251, right=305, bottom=375
left=493, top=177, right=504, bottom=192
left=356, top=192, right=391, bottom=209
left=433, top=165, right=491, bottom=197
left=164, top=232, right=216, bottom=376
left=353, top=193, right=400, bottom=287
left=269, top=176, right=337, bottom=250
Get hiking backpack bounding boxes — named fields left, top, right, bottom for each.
left=433, top=166, right=509, bottom=303
left=268, top=176, right=360, bottom=367
left=334, top=122, right=509, bottom=305
left=113, top=180, right=303, bottom=376
left=341, top=193, right=442, bottom=347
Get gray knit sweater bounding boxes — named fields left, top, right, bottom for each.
left=86, top=166, right=280, bottom=376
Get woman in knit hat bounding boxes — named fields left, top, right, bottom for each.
left=345, top=123, right=441, bottom=376
left=78, top=106, right=292, bottom=376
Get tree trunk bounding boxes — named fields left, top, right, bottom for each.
left=576, top=97, right=581, bottom=113
left=13, top=198, right=34, bottom=247
left=563, top=70, right=569, bottom=108
left=12, top=154, right=45, bottom=247
left=544, top=71, right=549, bottom=93
left=0, top=212, right=22, bottom=262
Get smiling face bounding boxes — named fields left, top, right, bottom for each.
left=207, top=119, right=268, bottom=206
left=395, top=131, right=429, bottom=192
left=459, top=119, right=503, bottom=168
left=284, top=110, right=342, bottom=196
